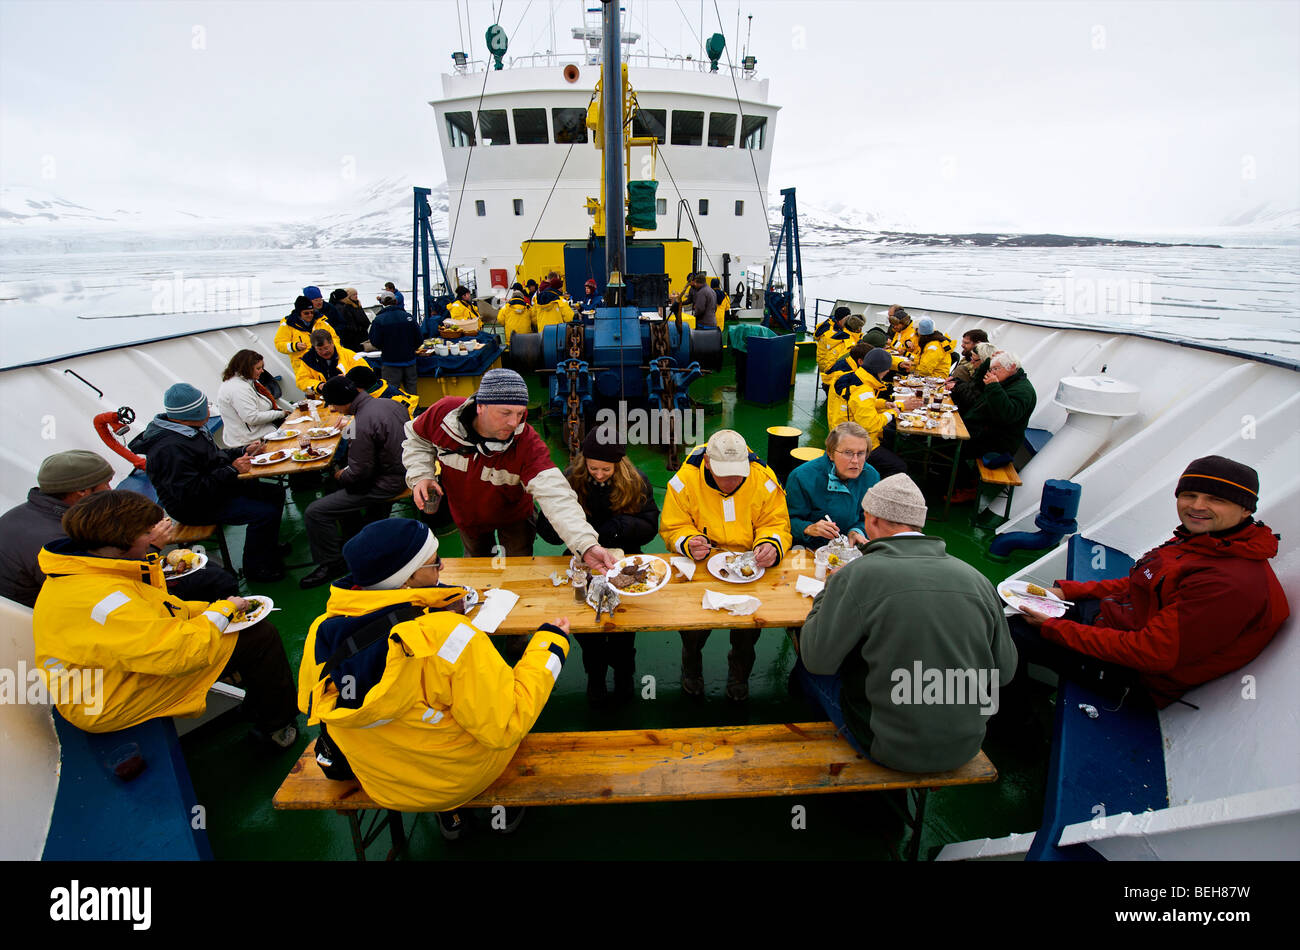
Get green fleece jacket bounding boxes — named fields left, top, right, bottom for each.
left=962, top=366, right=1037, bottom=458
left=799, top=534, right=1017, bottom=773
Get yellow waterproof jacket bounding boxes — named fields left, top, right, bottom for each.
left=298, top=585, right=570, bottom=812
left=368, top=380, right=419, bottom=418
left=887, top=322, right=919, bottom=369
left=293, top=344, right=368, bottom=393
left=33, top=540, right=240, bottom=732
left=275, top=315, right=340, bottom=361
left=446, top=300, right=483, bottom=333
left=829, top=370, right=895, bottom=446
left=534, top=297, right=575, bottom=332
left=500, top=302, right=535, bottom=345
left=818, top=330, right=860, bottom=385
left=715, top=294, right=730, bottom=333
left=822, top=355, right=859, bottom=399
left=914, top=336, right=955, bottom=379
left=660, top=447, right=792, bottom=560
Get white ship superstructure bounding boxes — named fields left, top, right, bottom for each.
left=430, top=24, right=777, bottom=298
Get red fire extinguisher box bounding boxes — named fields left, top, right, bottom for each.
left=490, top=269, right=508, bottom=288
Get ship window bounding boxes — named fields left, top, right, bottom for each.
left=513, top=108, right=548, bottom=144
left=741, top=114, right=767, bottom=150
left=477, top=110, right=510, bottom=146
left=698, top=198, right=709, bottom=216
left=657, top=198, right=667, bottom=215
left=513, top=199, right=524, bottom=216
left=671, top=110, right=704, bottom=146
left=632, top=108, right=667, bottom=143
left=446, top=111, right=475, bottom=148
left=735, top=200, right=744, bottom=216
left=475, top=200, right=486, bottom=216
left=708, top=113, right=737, bottom=148
left=553, top=108, right=588, bottom=144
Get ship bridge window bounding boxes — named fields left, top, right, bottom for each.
left=477, top=110, right=510, bottom=145
left=553, top=108, right=588, bottom=144
left=656, top=198, right=667, bottom=215
left=446, top=111, right=476, bottom=148
left=476, top=200, right=486, bottom=216
left=708, top=113, right=737, bottom=148
left=671, top=110, right=704, bottom=146
left=698, top=199, right=709, bottom=216
left=632, top=108, right=667, bottom=143
left=741, top=114, right=767, bottom=150
left=513, top=108, right=548, bottom=144
left=735, top=200, right=744, bottom=216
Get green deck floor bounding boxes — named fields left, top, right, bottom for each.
left=181, top=342, right=1052, bottom=860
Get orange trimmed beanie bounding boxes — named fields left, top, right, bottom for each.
left=1176, top=456, right=1259, bottom=512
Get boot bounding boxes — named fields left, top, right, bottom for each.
left=586, top=671, right=609, bottom=706
left=680, top=631, right=707, bottom=697
left=725, top=631, right=757, bottom=702
left=611, top=640, right=637, bottom=704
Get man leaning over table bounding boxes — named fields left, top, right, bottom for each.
left=660, top=429, right=793, bottom=702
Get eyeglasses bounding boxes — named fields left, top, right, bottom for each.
left=432, top=556, right=443, bottom=570
left=836, top=449, right=868, bottom=460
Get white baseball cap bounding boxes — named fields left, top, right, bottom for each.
left=705, top=429, right=751, bottom=478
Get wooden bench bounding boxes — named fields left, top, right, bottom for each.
left=975, top=459, right=1022, bottom=521
left=274, top=723, right=997, bottom=861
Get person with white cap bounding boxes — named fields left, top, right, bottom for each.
left=403, top=368, right=618, bottom=573
left=793, top=474, right=1015, bottom=772
left=368, top=289, right=422, bottom=394
left=298, top=518, right=571, bottom=839
left=660, top=429, right=793, bottom=700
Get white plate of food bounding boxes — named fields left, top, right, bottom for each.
left=706, top=551, right=765, bottom=584
left=226, top=595, right=275, bottom=632
left=251, top=449, right=293, bottom=466
left=291, top=446, right=329, bottom=463
left=264, top=428, right=300, bottom=441
left=161, top=548, right=207, bottom=580
left=998, top=580, right=1069, bottom=618
left=604, top=555, right=670, bottom=596
left=305, top=427, right=338, bottom=440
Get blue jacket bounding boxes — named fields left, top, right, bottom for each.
left=368, top=304, right=422, bottom=366
left=784, top=452, right=880, bottom=549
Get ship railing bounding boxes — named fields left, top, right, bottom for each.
left=452, top=52, right=759, bottom=79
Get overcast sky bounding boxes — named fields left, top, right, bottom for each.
left=1, top=0, right=1297, bottom=232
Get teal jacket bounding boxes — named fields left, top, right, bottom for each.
left=799, top=534, right=1017, bottom=773
left=784, top=453, right=879, bottom=549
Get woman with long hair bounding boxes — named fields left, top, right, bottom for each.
left=216, top=349, right=289, bottom=444
left=537, top=429, right=659, bottom=704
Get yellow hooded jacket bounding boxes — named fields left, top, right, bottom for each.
left=816, top=326, right=852, bottom=374
left=660, top=447, right=792, bottom=559
left=887, top=322, right=919, bottom=369
left=715, top=294, right=730, bottom=332
left=293, top=343, right=369, bottom=393
left=33, top=541, right=241, bottom=732
left=275, top=316, right=340, bottom=362
left=298, top=584, right=570, bottom=813
left=446, top=300, right=483, bottom=333
left=500, top=301, right=535, bottom=345
left=914, top=335, right=955, bottom=379
left=534, top=296, right=575, bottom=332
left=828, top=370, right=895, bottom=447
left=367, top=379, right=419, bottom=418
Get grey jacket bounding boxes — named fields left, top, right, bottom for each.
left=0, top=488, right=70, bottom=607
left=338, top=391, right=409, bottom=497
left=800, top=534, right=1017, bottom=773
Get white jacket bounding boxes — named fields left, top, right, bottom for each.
left=216, top=376, right=287, bottom=445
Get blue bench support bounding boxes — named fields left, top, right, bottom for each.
left=1026, top=535, right=1168, bottom=861
left=1023, top=427, right=1052, bottom=457
left=42, top=713, right=212, bottom=860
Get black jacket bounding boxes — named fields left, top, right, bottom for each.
left=129, top=416, right=243, bottom=524
left=537, top=468, right=659, bottom=553
left=368, top=304, right=422, bottom=364
left=334, top=301, right=371, bottom=352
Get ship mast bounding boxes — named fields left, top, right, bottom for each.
left=601, top=0, right=627, bottom=302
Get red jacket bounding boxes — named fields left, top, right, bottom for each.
left=1043, top=520, right=1289, bottom=707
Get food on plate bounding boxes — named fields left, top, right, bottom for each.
left=723, top=552, right=758, bottom=578
left=1026, top=583, right=1049, bottom=597
left=267, top=450, right=290, bottom=462
left=306, top=427, right=336, bottom=439
left=608, top=558, right=667, bottom=594
left=164, top=549, right=200, bottom=576
left=292, top=446, right=326, bottom=462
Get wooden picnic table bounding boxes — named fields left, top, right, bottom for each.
left=436, top=555, right=817, bottom=635
left=892, top=400, right=969, bottom=520
left=237, top=406, right=346, bottom=479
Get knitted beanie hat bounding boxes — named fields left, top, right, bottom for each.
left=1176, top=456, right=1259, bottom=512
left=917, top=317, right=935, bottom=335
left=862, top=348, right=892, bottom=379
left=581, top=427, right=626, bottom=464
left=476, top=368, right=529, bottom=406
left=303, top=285, right=323, bottom=300
left=345, top=519, right=440, bottom=590
left=294, top=295, right=314, bottom=312
left=862, top=473, right=928, bottom=527
left=163, top=383, right=209, bottom=422
left=37, top=450, right=114, bottom=494
left=320, top=375, right=359, bottom=408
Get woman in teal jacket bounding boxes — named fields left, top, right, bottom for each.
left=785, top=422, right=881, bottom=549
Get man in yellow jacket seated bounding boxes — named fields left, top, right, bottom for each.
left=445, top=285, right=483, bottom=333
left=815, top=307, right=852, bottom=375
left=533, top=288, right=575, bottom=332
left=33, top=490, right=299, bottom=745
left=900, top=317, right=955, bottom=379
left=500, top=284, right=535, bottom=346
left=828, top=349, right=908, bottom=478
left=886, top=306, right=919, bottom=369
left=276, top=295, right=340, bottom=367
left=660, top=429, right=792, bottom=701
left=298, top=518, right=571, bottom=839
left=294, top=328, right=369, bottom=395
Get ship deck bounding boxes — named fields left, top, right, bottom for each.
left=178, top=341, right=1051, bottom=861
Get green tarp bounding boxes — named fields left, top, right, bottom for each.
left=627, top=180, right=658, bottom=230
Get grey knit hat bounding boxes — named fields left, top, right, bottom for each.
left=163, top=383, right=209, bottom=421
left=476, top=368, right=529, bottom=406
left=862, top=473, right=928, bottom=527
left=861, top=348, right=892, bottom=379
left=37, top=450, right=114, bottom=494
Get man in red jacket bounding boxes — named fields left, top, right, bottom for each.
left=1018, top=455, right=1289, bottom=708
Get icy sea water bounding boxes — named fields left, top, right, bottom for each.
left=1, top=239, right=1297, bottom=367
